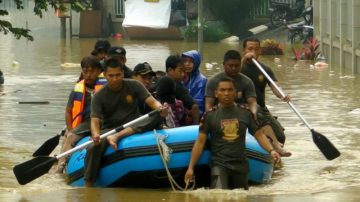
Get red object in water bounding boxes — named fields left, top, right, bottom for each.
left=113, top=33, right=122, bottom=39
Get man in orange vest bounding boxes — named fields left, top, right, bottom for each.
left=56, top=56, right=106, bottom=173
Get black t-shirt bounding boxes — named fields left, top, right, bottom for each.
left=156, top=76, right=195, bottom=110
left=241, top=62, right=277, bottom=107
left=200, top=104, right=262, bottom=172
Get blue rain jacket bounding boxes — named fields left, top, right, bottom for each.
left=182, top=50, right=207, bottom=115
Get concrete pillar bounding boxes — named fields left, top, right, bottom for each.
left=313, top=0, right=319, bottom=38
left=339, top=0, right=347, bottom=73
left=318, top=0, right=327, bottom=54
left=352, top=0, right=360, bottom=73
left=328, top=0, right=335, bottom=68
left=60, top=17, right=66, bottom=38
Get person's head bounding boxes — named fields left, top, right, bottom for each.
left=80, top=56, right=102, bottom=87
left=108, top=46, right=127, bottom=65
left=91, top=40, right=111, bottom=60
left=132, top=62, right=155, bottom=89
left=215, top=77, right=237, bottom=106
left=223, top=50, right=242, bottom=78
left=104, top=57, right=125, bottom=90
left=242, top=37, right=261, bottom=59
left=155, top=70, right=166, bottom=81
left=165, top=54, right=184, bottom=81
left=181, top=50, right=201, bottom=74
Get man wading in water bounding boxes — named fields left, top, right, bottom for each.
left=185, top=77, right=281, bottom=190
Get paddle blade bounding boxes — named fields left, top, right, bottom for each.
left=311, top=129, right=341, bottom=160
left=13, top=156, right=57, bottom=185
left=33, top=135, right=60, bottom=157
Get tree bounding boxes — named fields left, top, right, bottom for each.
left=205, top=0, right=267, bottom=34
left=0, top=0, right=84, bottom=41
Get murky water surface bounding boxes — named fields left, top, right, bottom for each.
left=1, top=3, right=360, bottom=202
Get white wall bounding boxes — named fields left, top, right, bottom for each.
left=314, top=0, right=360, bottom=74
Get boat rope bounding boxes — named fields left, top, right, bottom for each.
left=153, top=129, right=195, bottom=191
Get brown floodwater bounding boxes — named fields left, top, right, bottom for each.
left=1, top=3, right=360, bottom=202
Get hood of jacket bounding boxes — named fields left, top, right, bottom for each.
left=182, top=50, right=201, bottom=74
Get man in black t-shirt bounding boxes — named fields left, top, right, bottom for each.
left=185, top=77, right=280, bottom=190
left=156, top=55, right=200, bottom=126
left=241, top=37, right=291, bottom=157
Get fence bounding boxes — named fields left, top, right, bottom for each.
left=250, top=0, right=298, bottom=18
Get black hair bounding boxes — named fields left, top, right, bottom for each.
left=165, top=54, right=183, bottom=72
left=223, top=50, right=241, bottom=62
left=80, top=56, right=101, bottom=70
left=242, top=37, right=261, bottom=49
left=215, top=76, right=236, bottom=89
left=104, top=57, right=125, bottom=72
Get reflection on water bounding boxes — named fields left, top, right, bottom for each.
left=1, top=5, right=360, bottom=202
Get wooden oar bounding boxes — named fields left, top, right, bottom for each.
left=252, top=58, right=340, bottom=160
left=32, top=127, right=66, bottom=157
left=13, top=110, right=160, bottom=185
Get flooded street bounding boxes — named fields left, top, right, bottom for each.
left=1, top=5, right=360, bottom=202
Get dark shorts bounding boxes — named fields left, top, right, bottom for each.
left=72, top=120, right=91, bottom=135
left=210, top=165, right=249, bottom=190
left=129, top=113, right=163, bottom=133
left=257, top=106, right=286, bottom=144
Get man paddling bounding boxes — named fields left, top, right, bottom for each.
left=57, top=56, right=106, bottom=173
left=185, top=77, right=281, bottom=190
left=241, top=37, right=291, bottom=156
left=84, top=58, right=168, bottom=187
left=205, top=50, right=290, bottom=157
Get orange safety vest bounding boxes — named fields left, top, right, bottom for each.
left=71, top=73, right=106, bottom=128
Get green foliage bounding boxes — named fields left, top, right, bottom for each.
left=0, top=0, right=84, bottom=41
left=182, top=20, right=229, bottom=42
left=205, top=0, right=266, bottom=33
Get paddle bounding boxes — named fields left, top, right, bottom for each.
left=13, top=109, right=160, bottom=185
left=32, top=127, right=66, bottom=157
left=251, top=58, right=340, bottom=160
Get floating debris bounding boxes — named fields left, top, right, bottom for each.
left=18, top=101, right=50, bottom=105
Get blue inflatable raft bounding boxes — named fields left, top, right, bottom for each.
left=66, top=125, right=274, bottom=188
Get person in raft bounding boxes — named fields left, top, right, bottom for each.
left=84, top=58, right=168, bottom=187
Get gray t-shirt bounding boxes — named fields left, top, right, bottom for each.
left=205, top=72, right=256, bottom=105
left=91, top=79, right=151, bottom=128
left=201, top=104, right=261, bottom=172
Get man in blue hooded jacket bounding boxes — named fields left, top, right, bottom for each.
left=182, top=50, right=207, bottom=116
